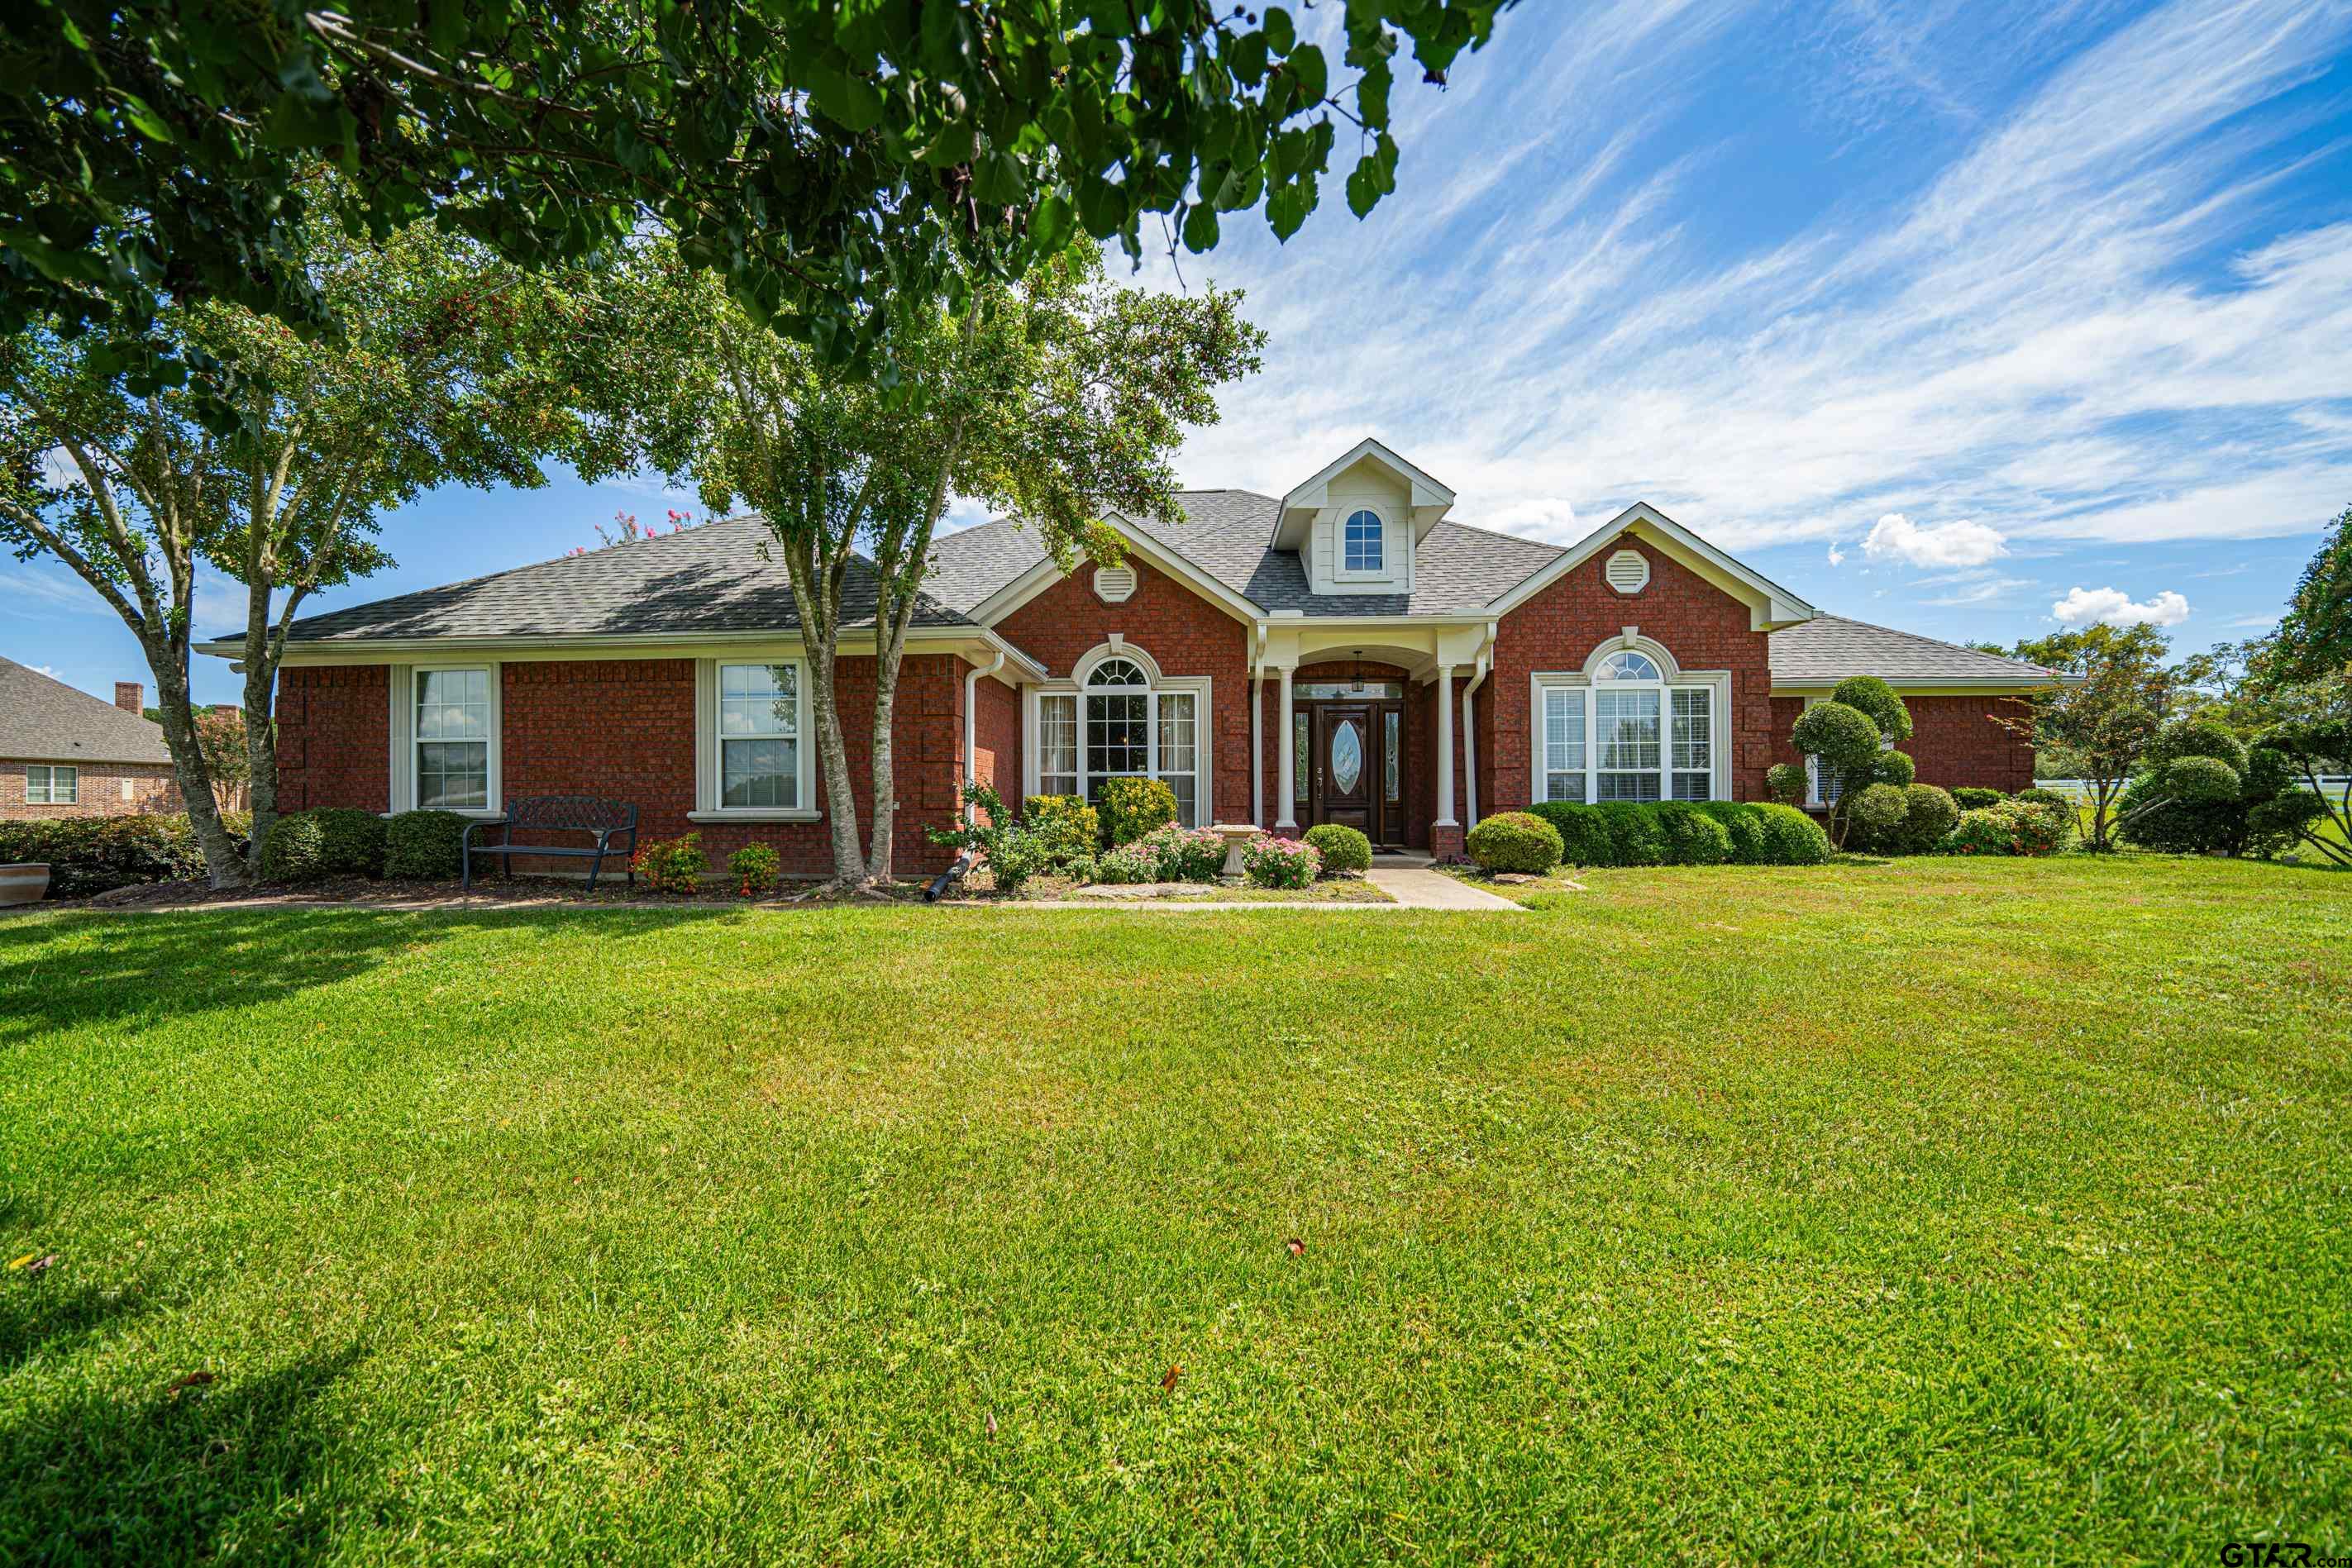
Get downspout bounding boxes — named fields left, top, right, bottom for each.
left=1460, top=624, right=1496, bottom=831
left=1249, top=623, right=1267, bottom=827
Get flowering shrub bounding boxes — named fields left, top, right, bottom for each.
left=1098, top=776, right=1178, bottom=845
left=1022, top=794, right=1100, bottom=865
left=1094, top=842, right=1161, bottom=884
left=632, top=832, right=708, bottom=892
left=1140, top=822, right=1226, bottom=881
left=728, top=842, right=780, bottom=896
left=1241, top=834, right=1320, bottom=889
left=1941, top=800, right=2072, bottom=857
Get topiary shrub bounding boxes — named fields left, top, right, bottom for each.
left=1022, top=794, right=1100, bottom=866
left=1528, top=801, right=1617, bottom=866
left=1140, top=822, right=1227, bottom=881
left=1653, top=802, right=1732, bottom=865
left=1847, top=783, right=1908, bottom=849
left=1872, top=748, right=1916, bottom=791
left=2015, top=786, right=2073, bottom=813
left=384, top=809, right=469, bottom=879
left=1829, top=675, right=1915, bottom=746
left=1241, top=835, right=1320, bottom=889
left=1097, top=777, right=1178, bottom=845
left=1594, top=802, right=1668, bottom=865
left=259, top=811, right=327, bottom=883
left=1951, top=786, right=2007, bottom=811
left=1753, top=803, right=1833, bottom=865
left=1302, top=822, right=1372, bottom=875
left=2113, top=713, right=2277, bottom=855
left=1886, top=784, right=1958, bottom=855
left=1465, top=811, right=1563, bottom=875
left=1695, top=802, right=1768, bottom=864
left=1765, top=762, right=1810, bottom=807
left=312, top=807, right=388, bottom=877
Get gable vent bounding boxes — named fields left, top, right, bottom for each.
left=1092, top=565, right=1138, bottom=604
left=1605, top=549, right=1650, bottom=594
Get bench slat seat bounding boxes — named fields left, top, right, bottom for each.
left=461, top=795, right=640, bottom=891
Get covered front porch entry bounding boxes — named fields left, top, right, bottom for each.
left=1256, top=624, right=1491, bottom=855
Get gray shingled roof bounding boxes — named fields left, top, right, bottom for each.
left=1768, top=613, right=2057, bottom=686
left=266, top=516, right=975, bottom=644
left=0, top=656, right=173, bottom=765
left=928, top=489, right=1573, bottom=617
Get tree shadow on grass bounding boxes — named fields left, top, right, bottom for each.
left=0, top=904, right=742, bottom=1046
left=0, top=1272, right=157, bottom=1377
left=0, top=1345, right=364, bottom=1565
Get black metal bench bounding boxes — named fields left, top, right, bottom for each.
left=461, top=795, right=640, bottom=890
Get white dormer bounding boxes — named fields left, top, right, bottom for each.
left=1272, top=439, right=1454, bottom=598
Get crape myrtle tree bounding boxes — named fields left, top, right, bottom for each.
left=0, top=212, right=638, bottom=885
left=1991, top=623, right=2169, bottom=852
left=2, top=0, right=1511, bottom=402
left=619, top=241, right=1263, bottom=889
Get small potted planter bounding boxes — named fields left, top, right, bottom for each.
left=0, top=863, right=51, bottom=907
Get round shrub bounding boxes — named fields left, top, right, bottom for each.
left=1872, top=749, right=1916, bottom=790
left=728, top=842, right=780, bottom=895
left=1022, top=794, right=1100, bottom=867
left=384, top=809, right=469, bottom=879
left=1241, top=835, right=1320, bottom=889
left=2015, top=785, right=2075, bottom=812
left=632, top=832, right=708, bottom=894
left=2145, top=716, right=2248, bottom=775
left=1529, top=801, right=1616, bottom=865
left=1849, top=783, right=1908, bottom=846
left=1695, top=802, right=1768, bottom=864
left=1595, top=802, right=1667, bottom=866
left=1097, top=777, right=1177, bottom=846
left=1302, top=822, right=1372, bottom=875
left=1951, top=786, right=2007, bottom=811
left=2117, top=763, right=2241, bottom=854
left=1829, top=675, right=1914, bottom=745
left=1892, top=784, right=1958, bottom=855
left=1765, top=762, right=1811, bottom=807
left=1653, top=802, right=1731, bottom=865
left=1942, top=799, right=2073, bottom=856
left=1792, top=701, right=1886, bottom=802
left=1753, top=803, right=1833, bottom=865
left=259, top=811, right=327, bottom=883
left=312, top=807, right=388, bottom=877
left=1465, top=812, right=1563, bottom=875
left=1094, top=842, right=1160, bottom=884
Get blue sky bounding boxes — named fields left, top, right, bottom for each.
left=10, top=0, right=2350, bottom=707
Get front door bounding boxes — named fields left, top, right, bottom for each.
left=1315, top=705, right=1374, bottom=836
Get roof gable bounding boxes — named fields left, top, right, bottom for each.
left=1485, top=503, right=1815, bottom=631
left=0, top=657, right=173, bottom=765
left=1273, top=439, right=1456, bottom=550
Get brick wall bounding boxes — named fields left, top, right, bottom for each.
left=276, top=665, right=391, bottom=813
left=995, top=559, right=1252, bottom=822
left=275, top=653, right=977, bottom=878
left=1, top=760, right=179, bottom=819
left=1767, top=693, right=2035, bottom=797
left=971, top=669, right=1021, bottom=818
left=1486, top=537, right=1776, bottom=810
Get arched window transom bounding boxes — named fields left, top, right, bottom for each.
left=1536, top=643, right=1717, bottom=805
left=1035, top=646, right=1206, bottom=826
left=1594, top=651, right=1662, bottom=682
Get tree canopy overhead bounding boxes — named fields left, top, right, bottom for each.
left=2, top=0, right=1511, bottom=386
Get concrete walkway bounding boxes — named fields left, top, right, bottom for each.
left=1364, top=865, right=1527, bottom=911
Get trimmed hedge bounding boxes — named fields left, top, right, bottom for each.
left=0, top=812, right=227, bottom=898
left=1522, top=800, right=1830, bottom=867
left=384, top=810, right=469, bottom=879
left=1950, top=786, right=2007, bottom=811
left=1465, top=812, right=1563, bottom=874
left=313, top=808, right=388, bottom=876
left=1302, top=822, right=1372, bottom=875
left=260, top=812, right=328, bottom=883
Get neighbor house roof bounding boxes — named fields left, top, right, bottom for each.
left=1766, top=613, right=2058, bottom=687
left=243, top=515, right=978, bottom=646
left=0, top=656, right=173, bottom=765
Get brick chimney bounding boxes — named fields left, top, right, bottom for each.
left=212, top=704, right=239, bottom=720
left=114, top=681, right=143, bottom=713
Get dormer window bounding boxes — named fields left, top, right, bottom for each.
left=1343, top=509, right=1385, bottom=574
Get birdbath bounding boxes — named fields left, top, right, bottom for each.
left=1210, top=823, right=1260, bottom=884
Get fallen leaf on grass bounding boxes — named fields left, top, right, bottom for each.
left=10, top=1253, right=56, bottom=1275
left=7, top=1253, right=36, bottom=1270
left=985, top=1411, right=998, bottom=1437
left=1162, top=1365, right=1183, bottom=1391
left=166, top=1372, right=215, bottom=1399
left=1286, top=1237, right=1305, bottom=1257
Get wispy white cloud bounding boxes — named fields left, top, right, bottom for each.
left=2, top=567, right=107, bottom=617
left=2052, top=584, right=2192, bottom=627
left=1928, top=574, right=2039, bottom=606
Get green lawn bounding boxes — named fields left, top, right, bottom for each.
left=2, top=856, right=2348, bottom=1563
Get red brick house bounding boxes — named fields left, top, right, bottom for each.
left=207, top=441, right=2054, bottom=872
left=0, top=658, right=181, bottom=819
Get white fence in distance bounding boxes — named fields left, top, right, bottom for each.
left=2034, top=776, right=2351, bottom=799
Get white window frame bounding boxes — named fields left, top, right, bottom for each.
left=1529, top=636, right=1730, bottom=805
left=25, top=764, right=79, bottom=805
left=389, top=663, right=503, bottom=816
left=1336, top=506, right=1388, bottom=580
left=689, top=655, right=818, bottom=822
left=1023, top=641, right=1212, bottom=827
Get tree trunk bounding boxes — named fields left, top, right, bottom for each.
left=865, top=640, right=901, bottom=884
left=143, top=631, right=248, bottom=887
left=805, top=631, right=867, bottom=888
left=242, top=652, right=283, bottom=876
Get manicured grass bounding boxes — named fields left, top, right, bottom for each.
left=2, top=856, right=2347, bottom=1562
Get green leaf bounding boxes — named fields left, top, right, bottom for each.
left=1288, top=44, right=1329, bottom=107
left=809, top=65, right=887, bottom=134
left=117, top=95, right=174, bottom=144
left=1264, top=7, right=1296, bottom=55
left=1356, top=58, right=1393, bottom=127
left=1267, top=179, right=1311, bottom=242
left=1182, top=201, right=1219, bottom=253
left=1029, top=191, right=1075, bottom=252
left=1345, top=163, right=1379, bottom=218
left=1227, top=31, right=1269, bottom=86
left=972, top=150, right=1026, bottom=206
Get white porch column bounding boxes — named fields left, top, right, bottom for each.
left=1434, top=663, right=1458, bottom=828
left=1275, top=665, right=1299, bottom=831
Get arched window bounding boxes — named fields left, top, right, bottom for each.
left=1534, top=640, right=1718, bottom=804
left=1343, top=508, right=1385, bottom=573
left=1034, top=647, right=1205, bottom=826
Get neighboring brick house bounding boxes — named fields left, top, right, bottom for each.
left=0, top=657, right=182, bottom=818
left=205, top=440, right=2058, bottom=872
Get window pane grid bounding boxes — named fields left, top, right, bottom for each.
left=1543, top=680, right=1714, bottom=804
left=416, top=669, right=489, bottom=810
left=712, top=664, right=801, bottom=810
left=26, top=764, right=79, bottom=804
left=1343, top=508, right=1384, bottom=572
left=1048, top=661, right=1206, bottom=828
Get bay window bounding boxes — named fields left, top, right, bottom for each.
left=1534, top=647, right=1725, bottom=804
